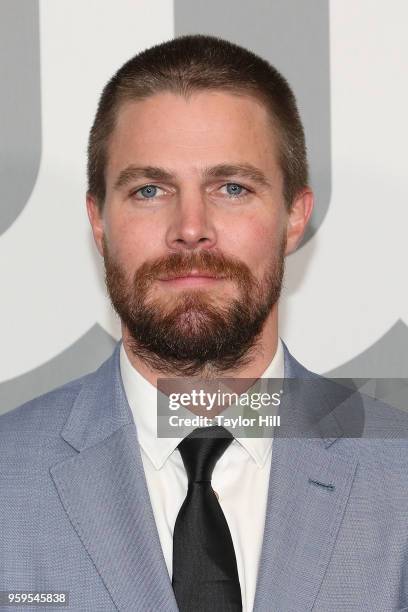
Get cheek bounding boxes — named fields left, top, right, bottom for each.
left=104, top=213, right=162, bottom=266
left=225, top=216, right=283, bottom=270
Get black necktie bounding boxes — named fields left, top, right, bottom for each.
left=172, top=426, right=242, bottom=612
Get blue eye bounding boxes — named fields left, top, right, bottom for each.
left=137, top=185, right=158, bottom=198
left=223, top=183, right=247, bottom=197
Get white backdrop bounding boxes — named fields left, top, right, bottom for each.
left=1, top=1, right=407, bottom=413
left=282, top=0, right=407, bottom=370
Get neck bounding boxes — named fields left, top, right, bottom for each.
left=121, top=308, right=279, bottom=389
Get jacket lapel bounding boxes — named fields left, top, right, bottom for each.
left=253, top=345, right=359, bottom=611
left=49, top=344, right=178, bottom=612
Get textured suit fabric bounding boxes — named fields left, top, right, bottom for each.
left=1, top=341, right=408, bottom=611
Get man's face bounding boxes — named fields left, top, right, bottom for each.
left=88, top=90, right=311, bottom=375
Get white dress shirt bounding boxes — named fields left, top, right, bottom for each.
left=120, top=340, right=284, bottom=612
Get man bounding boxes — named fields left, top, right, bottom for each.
left=1, top=35, right=407, bottom=612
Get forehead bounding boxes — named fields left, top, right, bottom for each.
left=106, top=90, right=281, bottom=182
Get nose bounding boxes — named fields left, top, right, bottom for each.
left=165, top=188, right=217, bottom=252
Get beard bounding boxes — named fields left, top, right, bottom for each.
left=102, top=236, right=286, bottom=377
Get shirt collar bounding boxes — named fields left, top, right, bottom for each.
left=120, top=339, right=285, bottom=470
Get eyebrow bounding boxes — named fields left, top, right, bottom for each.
left=113, top=163, right=272, bottom=191
left=113, top=165, right=174, bottom=190
left=202, top=164, right=272, bottom=188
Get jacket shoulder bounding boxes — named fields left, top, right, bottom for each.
left=284, top=343, right=408, bottom=468
left=0, top=373, right=92, bottom=440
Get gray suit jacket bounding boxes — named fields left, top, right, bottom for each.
left=1, top=343, right=408, bottom=611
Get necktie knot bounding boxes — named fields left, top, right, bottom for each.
left=177, top=425, right=233, bottom=483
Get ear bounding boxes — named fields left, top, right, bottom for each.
left=285, top=188, right=314, bottom=255
left=86, top=193, right=104, bottom=257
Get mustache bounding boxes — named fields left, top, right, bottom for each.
left=101, top=234, right=261, bottom=294
left=133, top=250, right=253, bottom=285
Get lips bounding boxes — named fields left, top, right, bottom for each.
left=158, top=269, right=224, bottom=281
